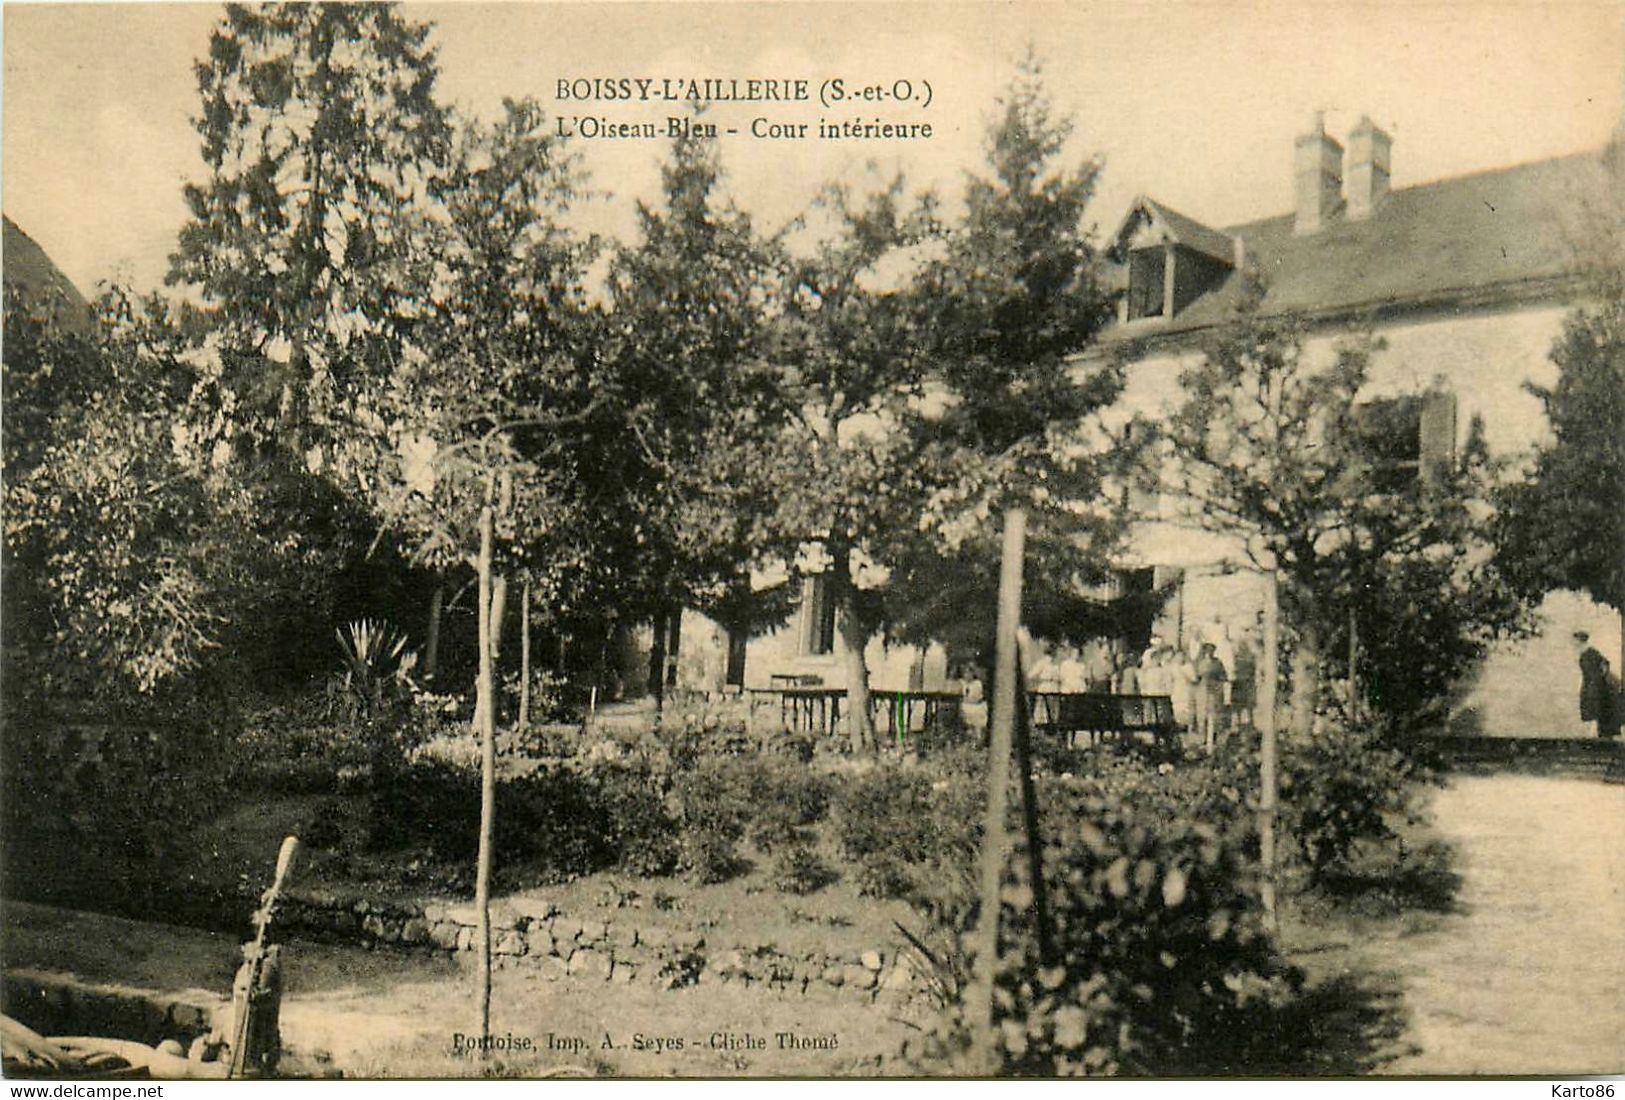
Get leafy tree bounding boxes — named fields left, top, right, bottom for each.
left=169, top=1, right=451, bottom=454
left=604, top=124, right=789, bottom=702
left=357, top=97, right=600, bottom=1049
left=889, top=52, right=1126, bottom=678
left=365, top=98, right=600, bottom=711
left=1, top=287, right=350, bottom=697
left=1494, top=150, right=1625, bottom=670
left=153, top=2, right=458, bottom=693
left=748, top=174, right=937, bottom=749
left=1155, top=310, right=1528, bottom=735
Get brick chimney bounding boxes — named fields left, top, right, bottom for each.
left=1294, top=113, right=1343, bottom=235
left=1346, top=116, right=1392, bottom=221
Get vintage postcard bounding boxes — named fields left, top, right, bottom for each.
left=2, top=0, right=1622, bottom=1086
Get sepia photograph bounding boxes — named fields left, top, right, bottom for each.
left=1, top=0, right=1622, bottom=1083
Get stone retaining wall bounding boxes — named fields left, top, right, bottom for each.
left=272, top=889, right=923, bottom=1000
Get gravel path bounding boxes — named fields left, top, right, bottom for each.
left=1382, top=775, right=1625, bottom=1075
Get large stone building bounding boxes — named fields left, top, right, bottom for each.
left=673, top=118, right=1619, bottom=739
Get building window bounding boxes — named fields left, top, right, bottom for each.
left=1352, top=396, right=1421, bottom=493
left=1351, top=390, right=1456, bottom=491
left=799, top=574, right=836, bottom=655
left=1127, top=247, right=1167, bottom=319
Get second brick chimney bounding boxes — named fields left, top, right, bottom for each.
left=1294, top=113, right=1344, bottom=234
left=1345, top=116, right=1392, bottom=220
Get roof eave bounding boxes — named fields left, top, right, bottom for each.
left=1074, top=272, right=1593, bottom=362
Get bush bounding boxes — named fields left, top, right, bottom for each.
left=770, top=844, right=837, bottom=895
left=367, top=758, right=629, bottom=881
left=595, top=762, right=680, bottom=877
left=2, top=691, right=233, bottom=877
left=833, top=764, right=980, bottom=899
left=904, top=771, right=1300, bottom=1077
left=666, top=753, right=837, bottom=880
left=746, top=765, right=833, bottom=854
left=671, top=757, right=755, bottom=883
left=1280, top=719, right=1422, bottom=885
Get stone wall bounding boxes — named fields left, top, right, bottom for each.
left=270, top=888, right=923, bottom=1001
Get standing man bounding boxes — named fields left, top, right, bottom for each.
left=1574, top=631, right=1620, bottom=739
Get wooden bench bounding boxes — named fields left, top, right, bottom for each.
left=1028, top=691, right=1180, bottom=747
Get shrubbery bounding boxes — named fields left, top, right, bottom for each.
left=770, top=844, right=838, bottom=895
left=669, top=753, right=835, bottom=882
left=903, top=757, right=1300, bottom=1076
left=833, top=763, right=981, bottom=899
left=367, top=756, right=678, bottom=882
left=1279, top=719, right=1425, bottom=886
left=671, top=757, right=754, bottom=882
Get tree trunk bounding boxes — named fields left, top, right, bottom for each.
left=1347, top=604, right=1359, bottom=723
left=519, top=578, right=532, bottom=729
left=424, top=584, right=443, bottom=682
left=725, top=626, right=748, bottom=689
left=1258, top=569, right=1282, bottom=934
left=473, top=503, right=496, bottom=1054
left=831, top=545, right=875, bottom=752
left=647, top=608, right=668, bottom=712
left=489, top=574, right=509, bottom=665
left=471, top=573, right=509, bottom=732
left=665, top=611, right=683, bottom=691
left=1290, top=618, right=1320, bottom=739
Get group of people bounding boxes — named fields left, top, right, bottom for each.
left=1027, top=623, right=1259, bottom=752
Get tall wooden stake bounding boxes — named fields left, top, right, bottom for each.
left=1347, top=603, right=1359, bottom=723
left=973, top=507, right=1026, bottom=1073
left=474, top=500, right=496, bottom=1054
left=425, top=584, right=443, bottom=682
left=1258, top=568, right=1281, bottom=935
left=1011, top=650, right=1053, bottom=965
left=519, top=578, right=532, bottom=729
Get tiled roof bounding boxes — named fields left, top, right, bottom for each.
left=1114, top=196, right=1238, bottom=265
left=1101, top=147, right=1617, bottom=347
left=3, top=215, right=92, bottom=333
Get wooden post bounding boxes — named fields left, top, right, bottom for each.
left=1011, top=650, right=1053, bottom=966
left=1347, top=603, right=1358, bottom=723
left=474, top=500, right=496, bottom=1054
left=519, top=578, right=532, bottom=729
left=1258, top=568, right=1281, bottom=935
left=425, top=584, right=443, bottom=682
left=973, top=507, right=1026, bottom=1073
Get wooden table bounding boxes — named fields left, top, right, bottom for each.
left=747, top=685, right=847, bottom=738
left=1028, top=691, right=1179, bottom=746
left=871, top=689, right=964, bottom=749
left=746, top=686, right=966, bottom=746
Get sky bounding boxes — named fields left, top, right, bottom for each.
left=3, top=0, right=1622, bottom=297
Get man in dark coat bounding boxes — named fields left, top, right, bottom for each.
left=1574, top=631, right=1620, bottom=739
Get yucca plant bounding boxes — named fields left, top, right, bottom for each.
left=334, top=618, right=419, bottom=719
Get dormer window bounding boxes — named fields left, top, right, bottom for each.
left=1112, top=198, right=1240, bottom=324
